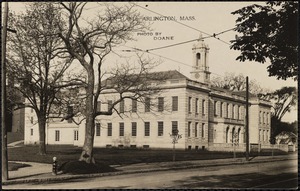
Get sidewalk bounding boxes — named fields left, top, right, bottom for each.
left=2, top=153, right=297, bottom=185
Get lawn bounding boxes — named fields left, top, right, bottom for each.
left=8, top=145, right=289, bottom=166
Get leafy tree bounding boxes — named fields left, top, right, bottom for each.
left=58, top=2, right=165, bottom=163
left=263, top=86, right=298, bottom=143
left=231, top=2, right=298, bottom=80
left=211, top=72, right=270, bottom=95
left=7, top=3, right=79, bottom=154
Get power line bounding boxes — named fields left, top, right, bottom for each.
left=120, top=45, right=226, bottom=78
left=131, top=2, right=232, bottom=46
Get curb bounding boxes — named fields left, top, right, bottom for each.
left=2, top=157, right=295, bottom=185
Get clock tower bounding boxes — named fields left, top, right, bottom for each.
left=190, top=34, right=211, bottom=84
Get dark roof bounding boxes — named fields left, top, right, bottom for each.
left=102, top=70, right=188, bottom=87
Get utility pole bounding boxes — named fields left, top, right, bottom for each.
left=2, top=1, right=9, bottom=181
left=245, top=76, right=249, bottom=161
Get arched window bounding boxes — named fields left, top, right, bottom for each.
left=232, top=127, right=235, bottom=143
left=226, top=126, right=229, bottom=143
left=237, top=128, right=241, bottom=143
left=196, top=53, right=201, bottom=68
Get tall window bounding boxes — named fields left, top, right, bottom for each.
left=226, top=103, right=229, bottom=118
left=172, top=96, right=178, bottom=111
left=172, top=121, right=178, bottom=135
left=188, top=122, right=191, bottom=137
left=97, top=101, right=101, bottom=112
left=214, top=101, right=217, bottom=116
left=237, top=106, right=240, bottom=120
left=263, top=112, right=265, bottom=124
left=107, top=123, right=112, bottom=136
left=232, top=104, right=235, bottom=119
left=30, top=117, right=33, bottom=124
left=120, top=100, right=125, bottom=113
left=202, top=100, right=206, bottom=115
left=119, top=123, right=124, bottom=136
left=158, top=97, right=164, bottom=112
left=74, top=130, right=79, bottom=141
left=132, top=99, right=137, bottom=112
left=188, top=97, right=192, bottom=113
left=108, top=100, right=113, bottom=111
left=220, top=102, right=223, bottom=117
left=158, top=121, right=164, bottom=136
left=30, top=128, right=33, bottom=136
left=96, top=123, right=101, bottom=136
left=144, top=122, right=150, bottom=136
left=266, top=113, right=269, bottom=124
left=55, top=130, right=60, bottom=142
left=259, top=129, right=261, bottom=141
left=145, top=97, right=150, bottom=112
left=226, top=127, right=229, bottom=143
left=132, top=122, right=137, bottom=136
left=195, top=98, right=199, bottom=114
left=202, top=123, right=205, bottom=138
left=259, top=111, right=262, bottom=124
left=195, top=122, right=198, bottom=137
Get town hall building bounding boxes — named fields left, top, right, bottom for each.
left=24, top=37, right=272, bottom=151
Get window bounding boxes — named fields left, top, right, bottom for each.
left=237, top=106, right=240, bottom=120
left=158, top=121, right=164, bottom=136
left=132, top=99, right=137, bottom=112
left=188, top=97, right=192, bottom=113
left=132, top=122, right=137, bottom=136
left=67, top=106, right=73, bottom=123
left=259, top=111, right=262, bottom=124
left=158, top=97, right=164, bottom=112
left=30, top=128, right=33, bottom=136
left=188, top=122, right=191, bottom=137
left=74, top=130, right=79, bottom=141
left=144, top=122, right=150, bottom=136
left=119, top=123, right=124, bottom=136
left=96, top=123, right=101, bottom=136
left=263, top=130, right=265, bottom=141
left=172, top=96, right=178, bottom=111
left=172, top=121, right=178, bottom=135
left=108, top=100, right=113, bottom=111
left=259, top=129, right=261, bottom=141
left=266, top=130, right=269, bottom=142
left=55, top=130, right=60, bottom=142
left=266, top=113, right=269, bottom=124
left=226, top=127, right=229, bottom=143
left=214, top=101, right=217, bottom=116
left=232, top=104, right=235, bottom=119
left=202, top=100, right=206, bottom=115
left=97, top=101, right=101, bottom=112
left=107, top=123, right=112, bottom=136
left=220, top=102, right=223, bottom=117
left=195, top=122, right=198, bottom=137
left=195, top=98, right=199, bottom=114
left=226, top=103, right=229, bottom=118
left=263, top=112, right=265, bottom=124
left=30, top=117, right=33, bottom=124
left=145, top=97, right=150, bottom=112
left=202, top=123, right=205, bottom=138
left=120, top=100, right=125, bottom=113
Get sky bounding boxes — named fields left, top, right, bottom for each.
left=6, top=2, right=298, bottom=122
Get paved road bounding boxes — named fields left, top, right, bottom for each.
left=3, top=159, right=297, bottom=189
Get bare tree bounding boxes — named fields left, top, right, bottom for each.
left=211, top=72, right=270, bottom=95
left=7, top=3, right=80, bottom=155
left=58, top=2, right=166, bottom=163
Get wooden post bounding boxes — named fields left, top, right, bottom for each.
left=2, top=1, right=9, bottom=181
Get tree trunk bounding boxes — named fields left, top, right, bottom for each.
left=79, top=68, right=95, bottom=163
left=38, top=115, right=47, bottom=155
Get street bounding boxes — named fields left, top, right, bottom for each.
left=3, top=159, right=298, bottom=189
